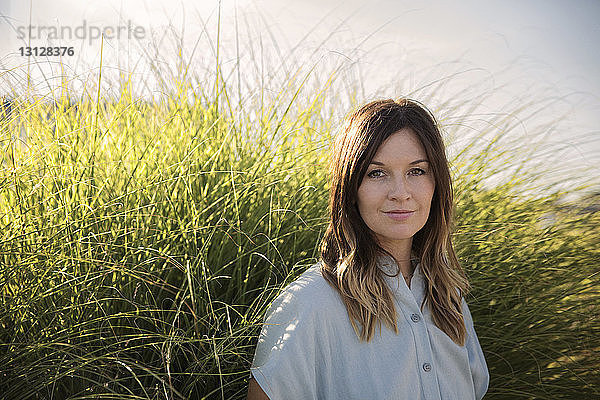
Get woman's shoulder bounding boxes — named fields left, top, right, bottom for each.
left=277, top=261, right=337, bottom=300
left=264, top=262, right=342, bottom=318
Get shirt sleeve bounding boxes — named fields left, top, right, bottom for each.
left=462, top=298, right=490, bottom=400
left=250, top=286, right=319, bottom=400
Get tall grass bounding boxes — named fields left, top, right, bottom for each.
left=1, top=9, right=598, bottom=399
left=0, top=82, right=331, bottom=398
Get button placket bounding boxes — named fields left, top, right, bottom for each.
left=384, top=257, right=440, bottom=398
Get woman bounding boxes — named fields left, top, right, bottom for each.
left=247, top=99, right=489, bottom=400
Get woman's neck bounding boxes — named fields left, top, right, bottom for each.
left=381, top=239, right=415, bottom=278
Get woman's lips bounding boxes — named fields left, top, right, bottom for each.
left=383, top=210, right=415, bottom=221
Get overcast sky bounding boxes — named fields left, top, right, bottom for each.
left=2, top=0, right=598, bottom=105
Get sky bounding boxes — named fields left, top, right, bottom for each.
left=0, top=0, right=598, bottom=192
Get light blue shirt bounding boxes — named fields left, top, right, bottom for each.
left=250, top=257, right=489, bottom=399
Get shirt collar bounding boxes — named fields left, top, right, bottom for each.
left=377, top=253, right=424, bottom=306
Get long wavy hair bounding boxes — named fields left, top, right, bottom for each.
left=320, top=98, right=470, bottom=345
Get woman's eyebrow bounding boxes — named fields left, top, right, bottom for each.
left=369, top=159, right=429, bottom=165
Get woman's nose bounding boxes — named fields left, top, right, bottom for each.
left=388, top=176, right=411, bottom=200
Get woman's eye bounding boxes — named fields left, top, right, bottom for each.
left=367, top=169, right=385, bottom=178
left=409, top=168, right=426, bottom=176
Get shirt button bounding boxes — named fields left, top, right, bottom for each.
left=410, top=313, right=421, bottom=322
left=422, top=363, right=432, bottom=372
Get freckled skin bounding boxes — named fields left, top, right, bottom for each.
left=357, top=128, right=435, bottom=259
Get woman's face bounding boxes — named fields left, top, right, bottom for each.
left=356, top=128, right=436, bottom=252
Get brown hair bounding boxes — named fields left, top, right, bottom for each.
left=320, top=98, right=470, bottom=345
